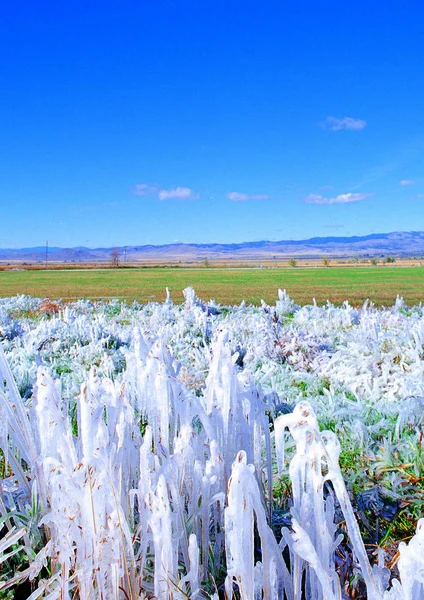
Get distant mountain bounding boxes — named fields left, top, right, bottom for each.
left=1, top=246, right=63, bottom=254
left=1, top=231, right=424, bottom=262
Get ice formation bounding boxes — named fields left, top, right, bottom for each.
left=0, top=289, right=422, bottom=598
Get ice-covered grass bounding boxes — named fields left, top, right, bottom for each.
left=0, top=289, right=423, bottom=598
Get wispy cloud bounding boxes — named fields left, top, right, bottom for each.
left=320, top=185, right=334, bottom=190
left=321, top=116, right=367, bottom=131
left=400, top=179, right=416, bottom=186
left=304, top=192, right=372, bottom=205
left=227, top=192, right=269, bottom=202
left=133, top=183, right=159, bottom=196
left=412, top=193, right=424, bottom=199
left=134, top=184, right=198, bottom=200
left=351, top=135, right=424, bottom=190
left=158, top=186, right=198, bottom=201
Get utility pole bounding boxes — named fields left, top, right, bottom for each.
left=45, top=240, right=48, bottom=268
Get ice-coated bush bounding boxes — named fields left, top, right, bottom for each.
left=0, top=288, right=423, bottom=598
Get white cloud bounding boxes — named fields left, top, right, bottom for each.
left=158, top=186, right=198, bottom=201
left=227, top=192, right=269, bottom=202
left=227, top=192, right=249, bottom=202
left=303, top=192, right=372, bottom=205
left=133, top=183, right=159, bottom=196
left=400, top=179, right=416, bottom=185
left=134, top=183, right=198, bottom=200
left=413, top=193, right=424, bottom=199
left=321, top=116, right=367, bottom=131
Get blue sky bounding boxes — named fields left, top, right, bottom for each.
left=1, top=1, right=424, bottom=248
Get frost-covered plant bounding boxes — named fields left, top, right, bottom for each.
left=0, top=290, right=423, bottom=598
left=0, top=317, right=272, bottom=597
left=386, top=518, right=424, bottom=599
left=225, top=450, right=292, bottom=599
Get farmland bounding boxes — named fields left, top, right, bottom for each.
left=1, top=265, right=424, bottom=305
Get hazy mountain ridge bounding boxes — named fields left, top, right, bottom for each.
left=2, top=231, right=424, bottom=262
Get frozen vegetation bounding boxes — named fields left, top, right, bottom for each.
left=0, top=288, right=423, bottom=599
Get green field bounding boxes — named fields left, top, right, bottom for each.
left=0, top=266, right=424, bottom=306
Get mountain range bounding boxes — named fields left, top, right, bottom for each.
left=1, top=231, right=424, bottom=263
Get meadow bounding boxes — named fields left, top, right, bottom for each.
left=0, top=265, right=424, bottom=305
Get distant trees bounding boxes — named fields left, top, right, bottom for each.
left=288, top=258, right=297, bottom=267
left=322, top=257, right=330, bottom=267
left=382, top=256, right=396, bottom=264
left=110, top=248, right=120, bottom=267
left=370, top=257, right=378, bottom=266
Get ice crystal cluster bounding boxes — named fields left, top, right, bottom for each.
left=0, top=289, right=423, bottom=599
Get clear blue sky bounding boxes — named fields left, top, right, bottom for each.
left=1, top=1, right=424, bottom=248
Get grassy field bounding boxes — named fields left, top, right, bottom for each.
left=0, top=266, right=423, bottom=306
